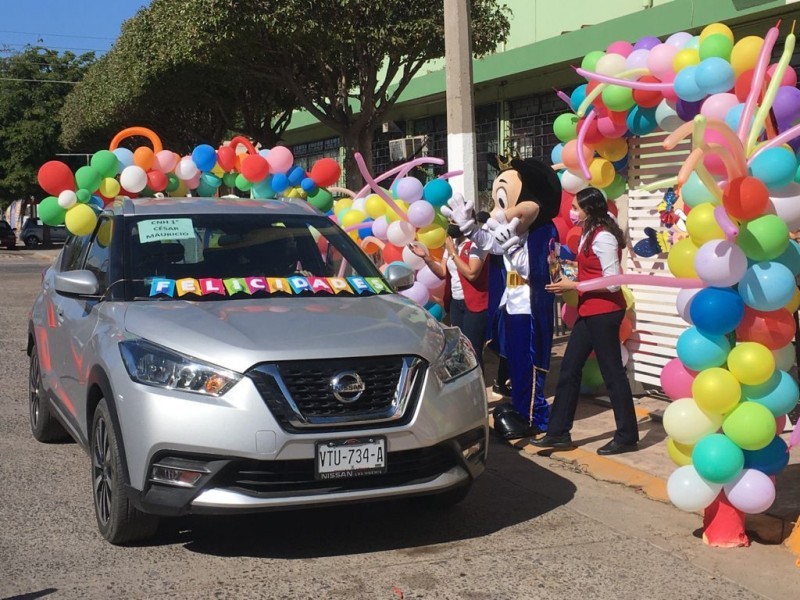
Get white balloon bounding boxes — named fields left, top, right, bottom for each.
left=772, top=343, right=795, bottom=372
left=119, top=165, right=148, bottom=193
left=386, top=220, right=416, bottom=246
left=676, top=288, right=701, bottom=324
left=667, top=465, right=723, bottom=512
left=596, top=53, right=627, bottom=76
left=561, top=170, right=589, bottom=194
left=767, top=182, right=800, bottom=231
left=402, top=246, right=426, bottom=270
left=352, top=197, right=367, bottom=213
left=655, top=99, right=683, bottom=132
left=662, top=397, right=723, bottom=445
left=57, top=190, right=77, bottom=209
left=174, top=157, right=199, bottom=181
left=620, top=343, right=629, bottom=366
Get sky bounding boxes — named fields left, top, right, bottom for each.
left=0, top=0, right=150, bottom=56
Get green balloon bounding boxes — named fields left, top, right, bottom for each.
left=90, top=150, right=120, bottom=178
left=75, top=166, right=102, bottom=193
left=223, top=172, right=238, bottom=188
left=581, top=50, right=605, bottom=73
left=736, top=214, right=790, bottom=261
left=76, top=189, right=91, bottom=203
left=603, top=174, right=626, bottom=200
left=553, top=113, right=580, bottom=143
left=699, top=33, right=733, bottom=61
left=235, top=173, right=252, bottom=191
left=166, top=173, right=180, bottom=192
left=307, top=187, right=333, bottom=212
left=433, top=211, right=449, bottom=230
left=691, top=433, right=744, bottom=483
left=38, top=196, right=66, bottom=226
left=602, top=85, right=635, bottom=112
left=581, top=358, right=604, bottom=389
left=722, top=401, right=775, bottom=451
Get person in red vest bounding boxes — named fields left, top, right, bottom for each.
left=409, top=223, right=489, bottom=368
left=533, top=187, right=639, bottom=455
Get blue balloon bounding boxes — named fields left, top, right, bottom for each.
left=252, top=176, right=275, bottom=199
left=191, top=144, right=217, bottom=172
left=612, top=154, right=629, bottom=171
left=689, top=287, right=745, bottom=335
left=425, top=301, right=445, bottom=321
left=743, top=435, right=789, bottom=475
left=741, top=369, right=800, bottom=417
left=287, top=165, right=306, bottom=186
left=112, top=148, right=134, bottom=170
left=271, top=172, right=289, bottom=193
left=88, top=195, right=105, bottom=210
left=692, top=433, right=744, bottom=484
left=738, top=261, right=796, bottom=311
left=423, top=179, right=453, bottom=207
left=724, top=103, right=756, bottom=133
left=301, top=177, right=317, bottom=193
left=570, top=84, right=588, bottom=112
left=626, top=106, right=658, bottom=136
left=358, top=221, right=373, bottom=240
left=195, top=181, right=216, bottom=197
left=676, top=326, right=730, bottom=371
left=674, top=66, right=706, bottom=102
left=695, top=57, right=735, bottom=95
left=258, top=148, right=270, bottom=159
left=749, top=147, right=798, bottom=190
left=200, top=172, right=221, bottom=188
left=775, top=239, right=800, bottom=275
left=551, top=143, right=564, bottom=165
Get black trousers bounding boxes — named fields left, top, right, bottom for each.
left=450, top=299, right=487, bottom=369
left=547, top=309, right=639, bottom=445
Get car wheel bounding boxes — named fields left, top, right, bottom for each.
left=418, top=482, right=472, bottom=509
left=91, top=399, right=159, bottom=544
left=29, top=344, right=68, bottom=442
left=24, top=235, right=39, bottom=248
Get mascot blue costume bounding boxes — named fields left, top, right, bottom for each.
left=442, top=155, right=561, bottom=440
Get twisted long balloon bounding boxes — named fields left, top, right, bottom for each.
left=356, top=157, right=444, bottom=198
left=576, top=110, right=598, bottom=180
left=354, top=152, right=410, bottom=221
left=737, top=22, right=781, bottom=143
left=575, top=68, right=654, bottom=117
left=577, top=274, right=706, bottom=292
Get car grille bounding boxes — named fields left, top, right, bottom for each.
left=247, top=356, right=426, bottom=431
left=216, top=444, right=458, bottom=497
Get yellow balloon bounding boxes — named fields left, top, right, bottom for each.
left=700, top=22, right=734, bottom=43
left=172, top=179, right=188, bottom=197
left=727, top=342, right=775, bottom=386
left=622, top=286, right=634, bottom=310
left=416, top=224, right=446, bottom=249
left=786, top=289, right=800, bottom=313
left=667, top=237, right=699, bottom=278
left=686, top=202, right=724, bottom=246
left=691, top=367, right=741, bottom=414
left=364, top=193, right=386, bottom=218
left=673, top=49, right=700, bottom=72
left=334, top=198, right=353, bottom=213
left=667, top=438, right=694, bottom=467
left=96, top=219, right=113, bottom=248
left=595, top=138, right=628, bottom=162
left=285, top=187, right=303, bottom=198
left=99, top=177, right=120, bottom=198
left=588, top=158, right=615, bottom=188
left=341, top=209, right=366, bottom=228
left=385, top=199, right=409, bottom=223
left=730, top=36, right=764, bottom=77
left=211, top=162, right=225, bottom=177
left=563, top=289, right=578, bottom=307
left=64, top=204, right=97, bottom=236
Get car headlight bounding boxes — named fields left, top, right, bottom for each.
left=433, top=327, right=478, bottom=384
left=119, top=339, right=241, bottom=396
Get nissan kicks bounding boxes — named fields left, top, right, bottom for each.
left=28, top=196, right=488, bottom=544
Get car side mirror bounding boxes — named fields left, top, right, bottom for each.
left=384, top=263, right=415, bottom=292
left=54, top=270, right=100, bottom=297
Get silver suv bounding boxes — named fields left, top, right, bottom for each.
left=28, top=197, right=487, bottom=544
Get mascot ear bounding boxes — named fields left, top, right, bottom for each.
left=488, top=154, right=502, bottom=171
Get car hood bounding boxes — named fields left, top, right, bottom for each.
left=123, top=294, right=445, bottom=373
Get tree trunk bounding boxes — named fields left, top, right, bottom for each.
left=342, top=127, right=376, bottom=194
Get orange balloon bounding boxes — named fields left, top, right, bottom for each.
left=562, top=140, right=595, bottom=172
left=134, top=146, right=156, bottom=171
left=619, top=317, right=633, bottom=342
left=429, top=245, right=445, bottom=261
left=108, top=126, right=163, bottom=153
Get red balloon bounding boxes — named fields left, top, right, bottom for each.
left=577, top=118, right=604, bottom=144
left=565, top=225, right=582, bottom=254
left=553, top=216, right=570, bottom=245
left=37, top=161, right=75, bottom=195
left=585, top=81, right=606, bottom=111
left=736, top=307, right=795, bottom=350
left=146, top=170, right=168, bottom=192
left=382, top=243, right=404, bottom=264
left=558, top=190, right=574, bottom=222
left=310, top=157, right=342, bottom=188
left=722, top=176, right=769, bottom=221
left=632, top=76, right=663, bottom=108
left=217, top=146, right=237, bottom=172
left=241, top=155, right=269, bottom=182
left=607, top=200, right=619, bottom=218
left=607, top=110, right=628, bottom=126
left=734, top=69, right=768, bottom=103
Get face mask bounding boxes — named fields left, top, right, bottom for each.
left=447, top=225, right=462, bottom=238
left=569, top=209, right=582, bottom=225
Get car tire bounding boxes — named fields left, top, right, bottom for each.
left=24, top=235, right=39, bottom=248
left=91, top=399, right=159, bottom=544
left=418, top=482, right=472, bottom=509
left=29, top=344, right=68, bottom=442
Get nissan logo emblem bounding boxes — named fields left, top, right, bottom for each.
left=330, top=371, right=365, bottom=404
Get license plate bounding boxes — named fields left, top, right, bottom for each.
left=315, top=437, right=387, bottom=480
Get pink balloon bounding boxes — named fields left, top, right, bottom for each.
left=154, top=149, right=177, bottom=173
left=701, top=93, right=739, bottom=121
left=661, top=358, right=697, bottom=400
left=694, top=239, right=748, bottom=287
left=266, top=146, right=294, bottom=174
left=186, top=172, right=202, bottom=189
left=775, top=414, right=787, bottom=435
left=647, top=44, right=678, bottom=80
left=723, top=469, right=776, bottom=514
left=597, top=116, right=628, bottom=138
left=561, top=303, right=578, bottom=328
left=606, top=41, right=634, bottom=58
left=660, top=72, right=678, bottom=102
left=417, top=265, right=444, bottom=289
left=767, top=63, right=797, bottom=88
left=702, top=129, right=731, bottom=176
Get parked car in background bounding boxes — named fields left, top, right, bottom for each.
left=28, top=196, right=488, bottom=544
left=0, top=220, right=16, bottom=249
left=21, top=218, right=68, bottom=247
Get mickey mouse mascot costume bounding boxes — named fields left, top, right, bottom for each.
left=442, top=155, right=561, bottom=440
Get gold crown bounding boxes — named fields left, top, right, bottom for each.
left=495, top=154, right=514, bottom=170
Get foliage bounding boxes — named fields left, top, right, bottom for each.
left=0, top=47, right=95, bottom=201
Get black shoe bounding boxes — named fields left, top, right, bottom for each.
left=596, top=440, right=639, bottom=456
left=492, top=380, right=512, bottom=397
left=493, top=410, right=542, bottom=440
left=491, top=402, right=516, bottom=418
left=530, top=434, right=574, bottom=449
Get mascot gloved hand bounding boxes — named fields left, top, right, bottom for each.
left=486, top=213, right=521, bottom=252
left=440, top=193, right=477, bottom=235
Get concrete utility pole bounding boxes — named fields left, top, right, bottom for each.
left=444, top=0, right=478, bottom=202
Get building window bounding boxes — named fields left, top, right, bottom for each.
left=507, top=92, right=565, bottom=164
left=291, top=136, right=343, bottom=186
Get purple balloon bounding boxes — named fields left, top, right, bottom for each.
left=772, top=86, right=800, bottom=132
left=676, top=98, right=704, bottom=121
left=625, top=48, right=650, bottom=71
left=417, top=265, right=444, bottom=289
left=633, top=36, right=661, bottom=51
left=407, top=200, right=435, bottom=227
left=395, top=177, right=424, bottom=203
left=400, top=281, right=430, bottom=306
left=723, top=468, right=776, bottom=514
left=665, top=31, right=693, bottom=49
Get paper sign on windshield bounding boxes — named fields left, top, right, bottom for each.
left=138, top=219, right=195, bottom=243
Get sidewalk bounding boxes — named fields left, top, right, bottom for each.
left=484, top=338, right=800, bottom=559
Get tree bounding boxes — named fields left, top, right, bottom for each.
left=60, top=0, right=296, bottom=154
left=0, top=47, right=95, bottom=205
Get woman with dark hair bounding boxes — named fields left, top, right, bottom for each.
left=533, top=187, right=639, bottom=455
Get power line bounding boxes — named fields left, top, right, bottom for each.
left=0, top=30, right=116, bottom=41
left=0, top=76, right=78, bottom=84
left=0, top=42, right=103, bottom=53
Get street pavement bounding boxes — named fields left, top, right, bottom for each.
left=1, top=248, right=799, bottom=599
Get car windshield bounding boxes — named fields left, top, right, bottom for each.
left=124, top=212, right=388, bottom=301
